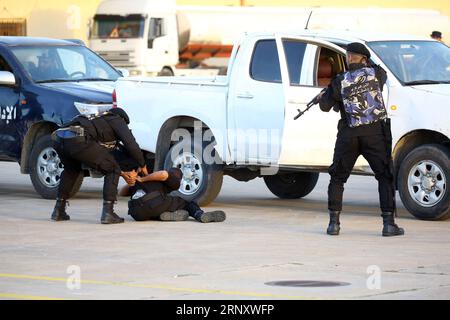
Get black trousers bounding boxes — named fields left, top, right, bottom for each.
left=328, top=133, right=395, bottom=213
left=56, top=139, right=121, bottom=201
left=129, top=195, right=201, bottom=221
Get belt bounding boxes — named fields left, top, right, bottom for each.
left=99, top=141, right=118, bottom=150
left=129, top=191, right=163, bottom=208
left=52, top=126, right=87, bottom=144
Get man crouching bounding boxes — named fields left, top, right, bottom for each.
left=120, top=168, right=226, bottom=223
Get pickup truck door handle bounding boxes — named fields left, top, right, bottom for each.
left=237, top=92, right=254, bottom=99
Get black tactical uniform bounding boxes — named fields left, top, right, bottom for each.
left=115, top=151, right=226, bottom=223
left=51, top=108, right=145, bottom=224
left=127, top=170, right=225, bottom=223
left=318, top=42, right=404, bottom=237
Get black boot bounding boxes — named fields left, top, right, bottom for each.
left=199, top=210, right=226, bottom=223
left=191, top=209, right=226, bottom=223
left=327, top=211, right=341, bottom=235
left=101, top=201, right=124, bottom=224
left=382, top=212, right=404, bottom=237
left=51, top=199, right=70, bottom=221
left=185, top=201, right=225, bottom=223
left=160, top=210, right=189, bottom=221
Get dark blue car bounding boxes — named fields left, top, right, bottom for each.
left=0, top=37, right=122, bottom=199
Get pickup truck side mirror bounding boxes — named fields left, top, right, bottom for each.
left=0, top=71, right=16, bottom=86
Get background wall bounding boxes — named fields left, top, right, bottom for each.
left=182, top=0, right=450, bottom=17
left=0, top=0, right=448, bottom=43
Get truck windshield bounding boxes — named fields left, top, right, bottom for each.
left=368, top=41, right=450, bottom=85
left=92, top=14, right=145, bottom=39
left=11, top=45, right=121, bottom=83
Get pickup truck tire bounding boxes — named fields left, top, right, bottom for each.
left=164, top=141, right=223, bottom=206
left=29, top=135, right=83, bottom=200
left=264, top=172, right=319, bottom=199
left=158, top=67, right=174, bottom=77
left=398, top=144, right=450, bottom=220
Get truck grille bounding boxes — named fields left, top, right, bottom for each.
left=96, top=50, right=135, bottom=68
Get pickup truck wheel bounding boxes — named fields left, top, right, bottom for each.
left=398, top=144, right=450, bottom=220
left=264, top=172, right=319, bottom=199
left=29, top=135, right=83, bottom=200
left=164, top=141, right=223, bottom=206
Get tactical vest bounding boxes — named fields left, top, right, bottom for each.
left=340, top=67, right=387, bottom=128
left=67, top=113, right=118, bottom=149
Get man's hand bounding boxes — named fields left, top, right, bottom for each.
left=138, top=166, right=149, bottom=176
left=137, top=170, right=169, bottom=183
left=315, top=88, right=327, bottom=103
left=317, top=91, right=325, bottom=100
left=121, top=170, right=138, bottom=186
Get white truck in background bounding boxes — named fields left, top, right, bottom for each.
left=89, top=0, right=450, bottom=77
left=115, top=31, right=450, bottom=221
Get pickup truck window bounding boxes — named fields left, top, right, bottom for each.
left=282, top=40, right=307, bottom=86
left=317, top=47, right=346, bottom=87
left=250, top=40, right=282, bottom=83
left=368, top=40, right=450, bottom=85
left=148, top=18, right=165, bottom=49
left=11, top=45, right=120, bottom=83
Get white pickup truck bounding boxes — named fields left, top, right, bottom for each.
left=115, top=31, right=450, bottom=221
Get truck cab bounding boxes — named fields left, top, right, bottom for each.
left=89, top=0, right=182, bottom=77
left=0, top=37, right=122, bottom=199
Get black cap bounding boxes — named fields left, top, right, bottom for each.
left=346, top=42, right=371, bottom=59
left=431, top=31, right=442, bottom=38
left=109, top=107, right=130, bottom=124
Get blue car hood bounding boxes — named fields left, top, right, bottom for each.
left=40, top=81, right=115, bottom=103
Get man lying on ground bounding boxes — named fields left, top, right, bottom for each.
left=119, top=168, right=226, bottom=223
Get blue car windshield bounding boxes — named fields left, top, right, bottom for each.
left=11, top=45, right=121, bottom=83
left=368, top=40, right=450, bottom=85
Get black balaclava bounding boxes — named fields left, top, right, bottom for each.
left=165, top=168, right=183, bottom=191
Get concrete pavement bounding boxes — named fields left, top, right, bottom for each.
left=0, top=162, right=449, bottom=300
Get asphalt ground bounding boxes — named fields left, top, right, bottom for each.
left=0, top=162, right=449, bottom=300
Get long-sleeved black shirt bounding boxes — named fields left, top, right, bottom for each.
left=318, top=63, right=388, bottom=137
left=68, top=113, right=146, bottom=168
left=107, top=115, right=146, bottom=168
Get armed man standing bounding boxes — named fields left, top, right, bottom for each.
left=317, top=42, right=404, bottom=237
left=50, top=108, right=147, bottom=224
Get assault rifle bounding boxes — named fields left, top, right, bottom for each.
left=294, top=89, right=327, bottom=120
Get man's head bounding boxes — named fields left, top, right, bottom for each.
left=38, top=55, right=54, bottom=71
left=431, top=31, right=443, bottom=42
left=165, top=168, right=183, bottom=191
left=109, top=107, right=130, bottom=124
left=346, top=42, right=371, bottom=66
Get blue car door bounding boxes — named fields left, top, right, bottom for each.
left=0, top=53, right=21, bottom=159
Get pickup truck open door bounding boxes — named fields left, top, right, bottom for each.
left=228, top=36, right=285, bottom=165
left=276, top=36, right=348, bottom=168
